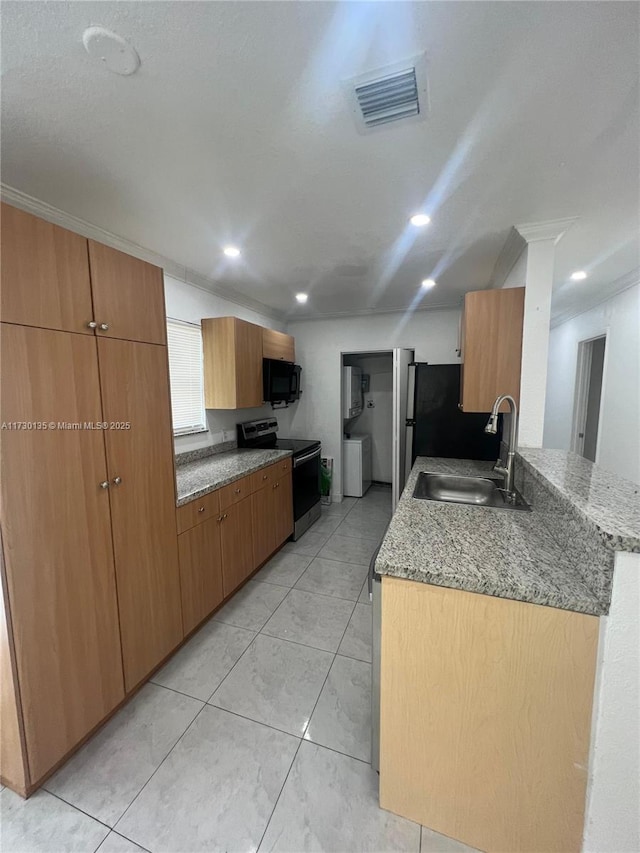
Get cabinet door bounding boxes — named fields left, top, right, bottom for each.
left=178, top=517, right=224, bottom=635
left=0, top=324, right=124, bottom=782
left=1, top=203, right=94, bottom=335
left=251, top=486, right=275, bottom=568
left=97, top=338, right=182, bottom=691
left=235, top=320, right=264, bottom=408
left=220, top=496, right=254, bottom=597
left=263, top=328, right=295, bottom=362
left=460, top=288, right=524, bottom=412
left=88, top=241, right=167, bottom=345
left=274, top=472, right=294, bottom=546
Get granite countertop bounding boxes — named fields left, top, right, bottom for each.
left=175, top=448, right=293, bottom=506
left=518, top=448, right=640, bottom=553
left=375, top=456, right=604, bottom=616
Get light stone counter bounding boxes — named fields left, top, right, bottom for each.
left=175, top=448, right=292, bottom=506
left=375, top=456, right=605, bottom=616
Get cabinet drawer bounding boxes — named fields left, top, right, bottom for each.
left=274, top=457, right=292, bottom=477
left=176, top=490, right=220, bottom=534
left=250, top=465, right=275, bottom=492
left=219, top=474, right=252, bottom=510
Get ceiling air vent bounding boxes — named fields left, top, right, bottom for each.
left=345, top=55, right=428, bottom=134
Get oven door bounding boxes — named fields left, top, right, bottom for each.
left=292, top=446, right=321, bottom=520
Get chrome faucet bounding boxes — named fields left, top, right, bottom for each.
left=484, top=394, right=518, bottom=500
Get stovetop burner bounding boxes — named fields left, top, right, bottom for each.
left=237, top=418, right=320, bottom=459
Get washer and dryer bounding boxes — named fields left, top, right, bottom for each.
left=343, top=433, right=372, bottom=497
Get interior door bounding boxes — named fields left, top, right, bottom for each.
left=0, top=324, right=124, bottom=781
left=392, top=348, right=415, bottom=510
left=97, top=337, right=182, bottom=691
left=88, top=241, right=167, bottom=345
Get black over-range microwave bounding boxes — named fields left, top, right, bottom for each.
left=263, top=358, right=302, bottom=404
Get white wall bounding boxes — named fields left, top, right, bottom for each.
left=544, top=284, right=640, bottom=484
left=286, top=309, right=461, bottom=499
left=584, top=551, right=640, bottom=853
left=344, top=354, right=393, bottom=483
left=164, top=274, right=294, bottom=452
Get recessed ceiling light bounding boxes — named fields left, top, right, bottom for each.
left=570, top=270, right=587, bottom=281
left=421, top=278, right=436, bottom=289
left=223, top=246, right=241, bottom=258
left=295, top=293, right=308, bottom=304
left=410, top=213, right=431, bottom=227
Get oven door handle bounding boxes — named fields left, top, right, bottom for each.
left=293, top=447, right=321, bottom=468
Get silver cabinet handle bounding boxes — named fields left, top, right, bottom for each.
left=99, top=481, right=109, bottom=489
left=234, top=487, right=241, bottom=494
left=262, top=474, right=268, bottom=480
left=99, top=323, right=109, bottom=331
left=87, top=321, right=98, bottom=329
left=198, top=506, right=205, bottom=513
left=112, top=476, right=122, bottom=485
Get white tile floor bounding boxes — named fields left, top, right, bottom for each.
left=1, top=485, right=479, bottom=853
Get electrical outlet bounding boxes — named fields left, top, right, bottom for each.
left=222, top=429, right=235, bottom=443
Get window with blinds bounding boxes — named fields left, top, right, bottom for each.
left=166, top=319, right=207, bottom=435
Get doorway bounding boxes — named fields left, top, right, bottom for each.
left=573, top=335, right=606, bottom=462
left=340, top=348, right=414, bottom=510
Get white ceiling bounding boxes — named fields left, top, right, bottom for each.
left=2, top=1, right=638, bottom=321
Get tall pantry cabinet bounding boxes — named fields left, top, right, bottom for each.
left=0, top=202, right=182, bottom=794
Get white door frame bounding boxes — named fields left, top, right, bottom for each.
left=571, top=331, right=609, bottom=461
left=340, top=348, right=414, bottom=508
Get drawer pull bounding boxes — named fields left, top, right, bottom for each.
left=198, top=506, right=205, bottom=513
left=262, top=474, right=268, bottom=480
left=234, top=488, right=241, bottom=494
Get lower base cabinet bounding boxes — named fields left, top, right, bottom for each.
left=220, top=496, right=255, bottom=597
left=178, top=517, right=224, bottom=635
left=380, top=575, right=598, bottom=853
left=178, top=462, right=294, bottom=634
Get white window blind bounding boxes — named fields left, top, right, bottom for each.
left=166, top=319, right=207, bottom=436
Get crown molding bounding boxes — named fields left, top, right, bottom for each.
left=515, top=216, right=578, bottom=245
left=0, top=184, right=286, bottom=322
left=490, top=227, right=526, bottom=288
left=550, top=267, right=640, bottom=328
left=285, top=300, right=462, bottom=324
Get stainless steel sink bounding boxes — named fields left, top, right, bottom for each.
left=412, top=472, right=530, bottom=511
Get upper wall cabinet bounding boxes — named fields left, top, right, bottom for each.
left=88, top=241, right=167, bottom=345
left=263, top=328, right=295, bottom=362
left=460, top=288, right=525, bottom=412
left=0, top=204, right=167, bottom=345
left=1, top=202, right=94, bottom=334
left=202, top=317, right=263, bottom=409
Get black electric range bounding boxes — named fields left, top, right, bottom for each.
left=237, top=418, right=321, bottom=540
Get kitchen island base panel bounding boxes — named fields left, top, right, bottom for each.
left=379, top=575, right=598, bottom=853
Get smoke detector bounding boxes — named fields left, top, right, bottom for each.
left=345, top=54, right=428, bottom=134
left=83, top=27, right=140, bottom=76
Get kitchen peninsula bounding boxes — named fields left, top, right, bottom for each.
left=375, top=451, right=640, bottom=853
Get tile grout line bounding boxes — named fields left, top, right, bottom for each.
left=255, top=590, right=360, bottom=852
left=109, top=698, right=212, bottom=840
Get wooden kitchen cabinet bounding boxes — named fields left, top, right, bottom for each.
left=219, top=496, right=255, bottom=596
left=251, top=467, right=294, bottom=567
left=88, top=241, right=167, bottom=346
left=176, top=489, right=220, bottom=535
left=263, top=327, right=295, bottom=362
left=380, top=576, right=598, bottom=853
left=459, top=287, right=525, bottom=411
left=178, top=517, right=224, bottom=635
left=97, top=338, right=182, bottom=691
left=202, top=317, right=263, bottom=409
left=219, top=473, right=252, bottom=510
left=0, top=202, right=94, bottom=335
left=251, top=485, right=274, bottom=568
left=0, top=324, right=124, bottom=786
